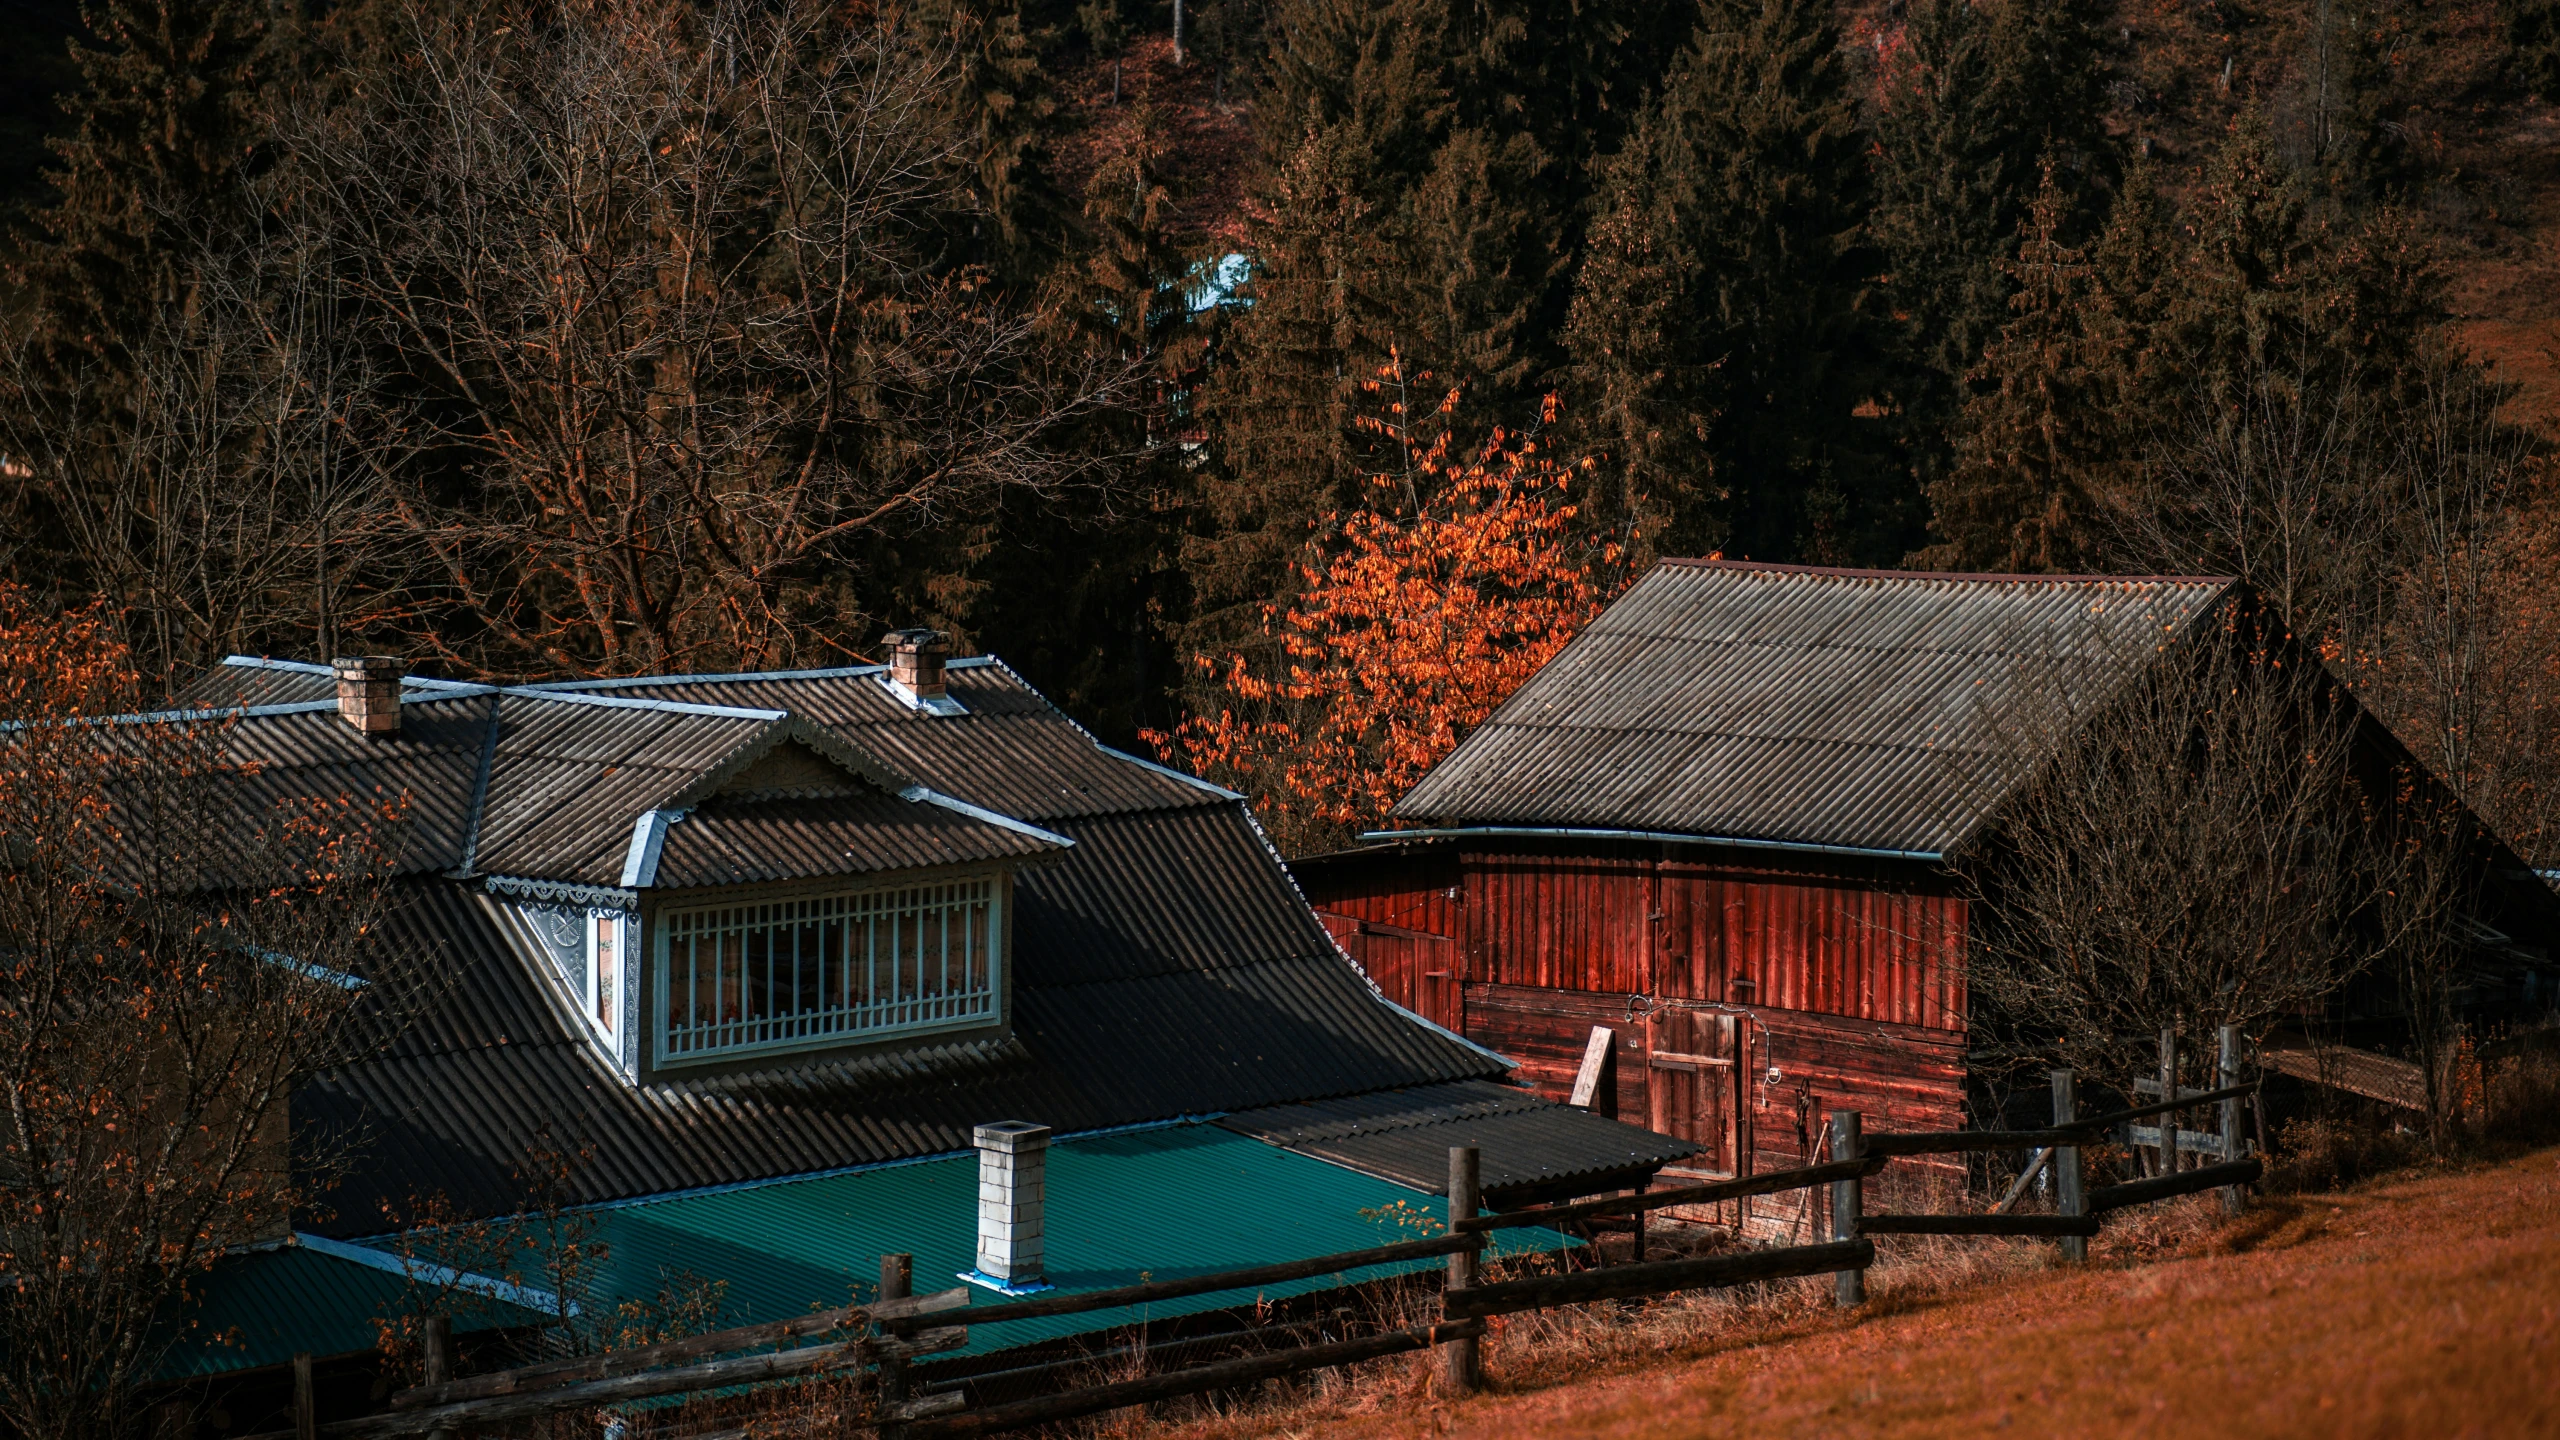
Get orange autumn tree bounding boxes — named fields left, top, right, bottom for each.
left=1155, top=372, right=1634, bottom=854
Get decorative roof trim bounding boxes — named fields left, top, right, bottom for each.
left=660, top=715, right=916, bottom=813
left=621, top=809, right=686, bottom=888
left=898, top=786, right=1075, bottom=850
left=292, top=1231, right=574, bottom=1317
left=1095, top=745, right=1245, bottom=802
left=483, top=874, right=640, bottom=910
left=1362, top=826, right=1945, bottom=864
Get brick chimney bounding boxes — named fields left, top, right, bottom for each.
left=882, top=628, right=950, bottom=701
left=332, top=656, right=403, bottom=737
left=970, top=1121, right=1051, bottom=1293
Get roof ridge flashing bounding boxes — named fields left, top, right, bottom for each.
left=1659, top=558, right=2239, bottom=588
left=520, top=663, right=892, bottom=692
left=897, top=785, right=1075, bottom=849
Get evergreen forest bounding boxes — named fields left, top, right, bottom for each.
left=5, top=0, right=2558, bottom=856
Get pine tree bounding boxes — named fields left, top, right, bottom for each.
left=1920, top=168, right=2109, bottom=572
left=1563, top=0, right=1896, bottom=563
left=916, top=0, right=1068, bottom=287
left=17, top=0, right=273, bottom=365
left=1184, top=118, right=1399, bottom=652
left=1868, top=0, right=2111, bottom=491
left=2, top=0, right=281, bottom=667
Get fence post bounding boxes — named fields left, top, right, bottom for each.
left=2052, top=1070, right=2086, bottom=1264
left=877, top=1252, right=913, bottom=1438
left=292, top=1353, right=317, bottom=1440
left=2219, top=1024, right=2247, bottom=1216
left=422, top=1314, right=454, bottom=1440
left=1829, top=1111, right=1863, bottom=1307
left=1440, top=1146, right=1481, bottom=1394
left=2158, top=1025, right=2179, bottom=1177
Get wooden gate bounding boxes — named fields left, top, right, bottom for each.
left=1647, top=1006, right=1746, bottom=1179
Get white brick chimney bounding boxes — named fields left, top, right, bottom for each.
left=969, top=1121, right=1052, bottom=1294
left=332, top=656, right=403, bottom=737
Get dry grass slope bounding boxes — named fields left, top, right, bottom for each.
left=1121, top=1149, right=2560, bottom=1440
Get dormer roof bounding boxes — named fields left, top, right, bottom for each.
left=171, top=659, right=1069, bottom=892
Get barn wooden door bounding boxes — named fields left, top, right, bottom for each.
left=1646, top=1007, right=1744, bottom=1177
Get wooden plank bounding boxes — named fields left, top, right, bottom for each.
left=386, top=1289, right=954, bottom=1408
left=1443, top=1239, right=1874, bottom=1318
left=1864, top=1082, right=2262, bottom=1156
left=2089, top=1158, right=2264, bottom=1216
left=1567, top=1026, right=1614, bottom=1108
left=2124, top=1126, right=2228, bottom=1156
left=1458, top=1155, right=1887, bottom=1233
left=255, top=1338, right=883, bottom=1439
left=900, top=1318, right=1488, bottom=1437
left=943, top=1232, right=1483, bottom=1327
left=1646, top=1050, right=1733, bottom=1072
left=1858, top=1214, right=2100, bottom=1237
left=1992, top=1148, right=2052, bottom=1214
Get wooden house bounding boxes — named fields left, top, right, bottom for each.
left=1292, top=561, right=2560, bottom=1220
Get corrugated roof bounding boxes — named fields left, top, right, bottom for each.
left=539, top=662, right=1209, bottom=822
left=372, top=1123, right=1568, bottom=1359
left=651, top=792, right=1062, bottom=889
left=1396, top=561, right=2235, bottom=855
left=113, top=657, right=1530, bottom=1235
left=1219, top=1081, right=1696, bottom=1197
left=302, top=803, right=1502, bottom=1229
left=162, top=1243, right=542, bottom=1379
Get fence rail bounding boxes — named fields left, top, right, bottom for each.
left=285, top=1046, right=2271, bottom=1439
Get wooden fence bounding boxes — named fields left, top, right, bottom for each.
left=259, top=1061, right=2265, bottom=1439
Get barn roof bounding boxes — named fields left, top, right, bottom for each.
left=1393, top=561, right=2236, bottom=858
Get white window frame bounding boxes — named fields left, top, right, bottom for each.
left=651, top=871, right=1006, bottom=1067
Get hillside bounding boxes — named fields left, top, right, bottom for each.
left=1151, top=1149, right=2560, bottom=1438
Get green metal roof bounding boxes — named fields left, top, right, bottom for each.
left=161, top=1245, right=547, bottom=1379
left=395, top=1121, right=1569, bottom=1358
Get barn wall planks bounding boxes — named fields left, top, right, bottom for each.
left=1303, top=838, right=1973, bottom=1194
left=1467, top=983, right=1652, bottom=1121
left=1455, top=848, right=1967, bottom=1034
left=1318, top=914, right=1462, bottom=1032
left=1750, top=1008, right=1966, bottom=1182
left=1297, top=849, right=1461, bottom=937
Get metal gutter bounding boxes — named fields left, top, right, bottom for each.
left=1361, top=826, right=1945, bottom=864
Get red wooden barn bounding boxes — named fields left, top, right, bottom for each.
left=1292, top=561, right=2248, bottom=1221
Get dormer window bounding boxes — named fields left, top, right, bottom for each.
left=653, top=872, right=1005, bottom=1066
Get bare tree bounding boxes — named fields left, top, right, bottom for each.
left=0, top=180, right=406, bottom=688
left=0, top=592, right=417, bottom=1439
left=1948, top=598, right=2418, bottom=1098
left=291, top=0, right=1140, bottom=677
